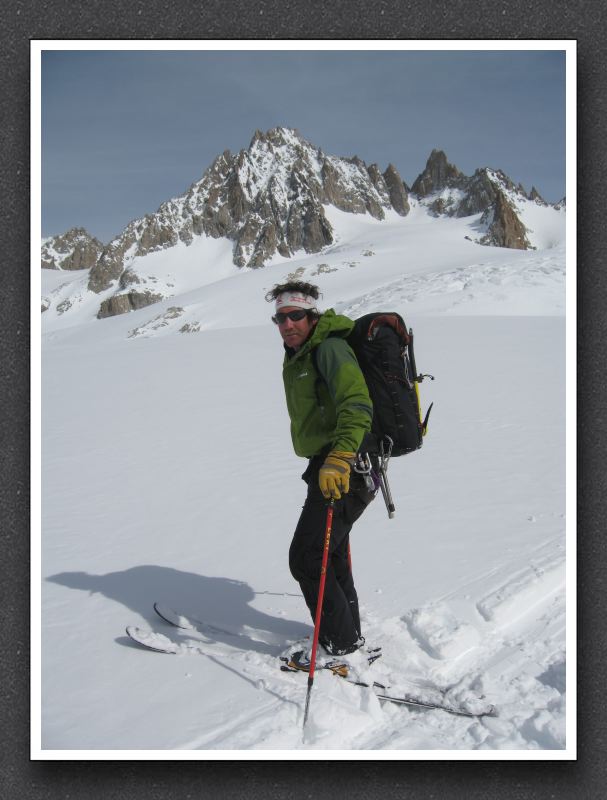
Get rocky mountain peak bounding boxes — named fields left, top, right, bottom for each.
left=41, top=227, right=104, bottom=271
left=249, top=125, right=304, bottom=149
left=529, top=186, right=547, bottom=205
left=411, top=149, right=465, bottom=197
left=412, top=156, right=546, bottom=234
left=82, top=126, right=412, bottom=301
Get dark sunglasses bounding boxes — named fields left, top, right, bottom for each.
left=272, top=309, right=310, bottom=325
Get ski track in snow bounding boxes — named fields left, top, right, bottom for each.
left=338, top=248, right=565, bottom=319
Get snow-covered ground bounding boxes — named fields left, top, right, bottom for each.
left=35, top=202, right=573, bottom=757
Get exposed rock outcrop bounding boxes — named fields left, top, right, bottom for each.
left=88, top=232, right=137, bottom=293
left=480, top=190, right=531, bottom=250
left=411, top=150, right=465, bottom=197
left=456, top=169, right=499, bottom=217
left=529, top=186, right=547, bottom=205
left=97, top=290, right=164, bottom=318
left=41, top=228, right=104, bottom=270
left=383, top=163, right=410, bottom=216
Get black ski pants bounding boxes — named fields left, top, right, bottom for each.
left=289, top=455, right=375, bottom=655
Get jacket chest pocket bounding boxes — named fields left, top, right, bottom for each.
left=285, top=360, right=317, bottom=410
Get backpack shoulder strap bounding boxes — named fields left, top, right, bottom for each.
left=312, top=335, right=358, bottom=385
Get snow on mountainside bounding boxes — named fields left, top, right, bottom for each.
left=40, top=128, right=565, bottom=326
left=41, top=199, right=566, bottom=339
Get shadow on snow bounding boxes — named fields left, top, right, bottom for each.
left=47, top=564, right=311, bottom=657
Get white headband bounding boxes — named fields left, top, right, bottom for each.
left=275, top=292, right=318, bottom=312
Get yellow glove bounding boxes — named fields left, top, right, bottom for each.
left=318, top=451, right=356, bottom=500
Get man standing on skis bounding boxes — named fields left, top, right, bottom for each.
left=266, top=281, right=376, bottom=657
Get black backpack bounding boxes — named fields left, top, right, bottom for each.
left=345, top=312, right=434, bottom=458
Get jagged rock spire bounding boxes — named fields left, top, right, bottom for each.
left=411, top=150, right=464, bottom=197
left=480, top=189, right=531, bottom=250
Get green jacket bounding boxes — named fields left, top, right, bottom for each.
left=282, top=309, right=373, bottom=458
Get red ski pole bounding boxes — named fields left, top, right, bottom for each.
left=303, top=498, right=335, bottom=732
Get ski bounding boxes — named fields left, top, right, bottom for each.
left=126, top=625, right=201, bottom=655
left=370, top=688, right=496, bottom=718
left=280, top=658, right=497, bottom=718
left=125, top=623, right=262, bottom=657
left=152, top=602, right=287, bottom=649
left=153, top=602, right=242, bottom=639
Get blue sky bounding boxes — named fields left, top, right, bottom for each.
left=41, top=48, right=567, bottom=243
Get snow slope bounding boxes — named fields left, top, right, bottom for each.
left=36, top=202, right=571, bottom=756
